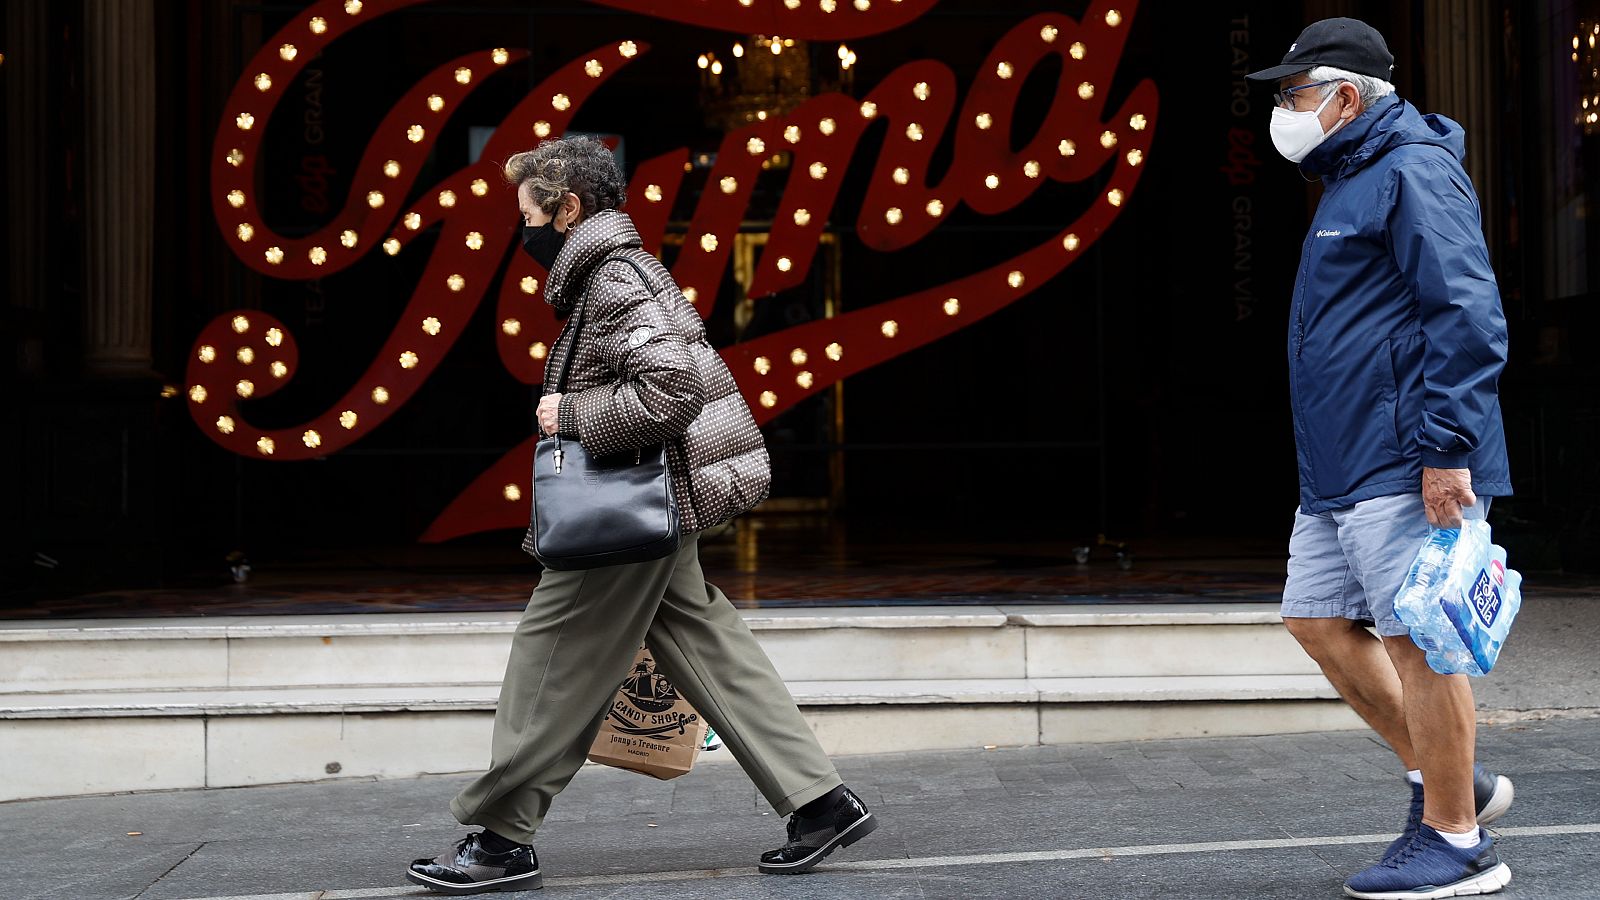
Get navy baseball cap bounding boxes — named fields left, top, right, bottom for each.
left=1246, top=17, right=1395, bottom=83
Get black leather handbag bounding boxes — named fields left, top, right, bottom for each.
left=529, top=256, right=681, bottom=571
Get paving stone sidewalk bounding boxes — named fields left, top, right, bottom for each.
left=4, top=716, right=1597, bottom=900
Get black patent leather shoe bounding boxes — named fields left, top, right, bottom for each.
left=406, top=832, right=542, bottom=894
left=759, top=787, right=879, bottom=874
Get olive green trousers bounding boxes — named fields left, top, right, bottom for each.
left=449, top=535, right=841, bottom=844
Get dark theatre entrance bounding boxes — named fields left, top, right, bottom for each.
left=5, top=1, right=1598, bottom=617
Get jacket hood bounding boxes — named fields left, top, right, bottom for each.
left=544, top=209, right=643, bottom=314
left=1300, top=94, right=1466, bottom=180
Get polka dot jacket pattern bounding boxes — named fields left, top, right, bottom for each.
left=521, top=210, right=772, bottom=555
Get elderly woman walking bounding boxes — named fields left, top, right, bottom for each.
left=405, top=137, right=876, bottom=895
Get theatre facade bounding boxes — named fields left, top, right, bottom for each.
left=0, top=0, right=1596, bottom=796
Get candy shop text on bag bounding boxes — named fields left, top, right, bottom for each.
left=587, top=647, right=706, bottom=780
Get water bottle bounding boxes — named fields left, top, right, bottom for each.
left=1392, top=519, right=1522, bottom=676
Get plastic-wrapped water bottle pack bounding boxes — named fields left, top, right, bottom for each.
left=1392, top=519, right=1523, bottom=677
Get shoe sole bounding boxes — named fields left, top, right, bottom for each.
left=1343, top=863, right=1511, bottom=899
left=1476, top=776, right=1514, bottom=826
left=758, top=813, right=880, bottom=875
left=405, top=868, right=543, bottom=894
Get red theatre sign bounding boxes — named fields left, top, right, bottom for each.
left=192, top=0, right=1158, bottom=542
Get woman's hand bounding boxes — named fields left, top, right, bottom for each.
left=537, top=393, right=564, bottom=436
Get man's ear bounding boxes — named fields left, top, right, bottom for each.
left=1339, top=82, right=1362, bottom=118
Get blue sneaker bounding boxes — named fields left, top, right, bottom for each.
left=1472, top=765, right=1516, bottom=825
left=1346, top=824, right=1511, bottom=899
left=1382, top=765, right=1515, bottom=863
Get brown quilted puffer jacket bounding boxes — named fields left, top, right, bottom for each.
left=521, top=209, right=771, bottom=551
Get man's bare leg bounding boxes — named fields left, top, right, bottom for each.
left=1383, top=634, right=1478, bottom=833
left=1284, top=617, right=1417, bottom=768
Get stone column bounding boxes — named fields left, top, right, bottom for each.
left=5, top=1, right=48, bottom=317
left=1422, top=0, right=1500, bottom=249
left=80, top=0, right=157, bottom=376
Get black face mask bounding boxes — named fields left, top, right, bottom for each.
left=520, top=221, right=565, bottom=269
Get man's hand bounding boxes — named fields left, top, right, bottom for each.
left=1422, top=466, right=1475, bottom=528
left=537, top=393, right=563, bottom=436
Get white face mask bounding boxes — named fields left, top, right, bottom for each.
left=1269, top=85, right=1345, bottom=164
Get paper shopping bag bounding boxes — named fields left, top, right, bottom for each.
left=587, top=647, right=706, bottom=780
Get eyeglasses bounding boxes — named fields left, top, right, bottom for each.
left=1272, top=79, right=1337, bottom=110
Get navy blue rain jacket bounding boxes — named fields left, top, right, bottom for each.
left=1289, top=93, right=1511, bottom=514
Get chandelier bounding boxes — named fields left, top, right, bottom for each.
left=697, top=35, right=858, bottom=134
left=1576, top=20, right=1599, bottom=133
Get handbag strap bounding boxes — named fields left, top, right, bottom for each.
left=551, top=253, right=657, bottom=396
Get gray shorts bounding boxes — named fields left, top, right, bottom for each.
left=1282, top=493, right=1490, bottom=637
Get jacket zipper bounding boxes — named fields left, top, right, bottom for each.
left=1292, top=230, right=1313, bottom=359
left=1289, top=216, right=1318, bottom=491
left=545, top=313, right=579, bottom=397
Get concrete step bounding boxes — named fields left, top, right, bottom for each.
left=0, top=604, right=1324, bottom=693
left=0, top=674, right=1341, bottom=717
left=0, top=675, right=1358, bottom=802
left=0, top=604, right=1361, bottom=801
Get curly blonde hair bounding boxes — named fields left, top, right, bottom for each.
left=503, top=137, right=627, bottom=216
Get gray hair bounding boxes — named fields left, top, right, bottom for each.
left=503, top=136, right=626, bottom=217
left=1307, top=65, right=1395, bottom=107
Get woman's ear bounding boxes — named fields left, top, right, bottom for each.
left=558, top=192, right=583, bottom=231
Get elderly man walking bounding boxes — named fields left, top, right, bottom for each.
left=1247, top=18, right=1516, bottom=900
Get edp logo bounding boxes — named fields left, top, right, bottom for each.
left=1470, top=570, right=1502, bottom=626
